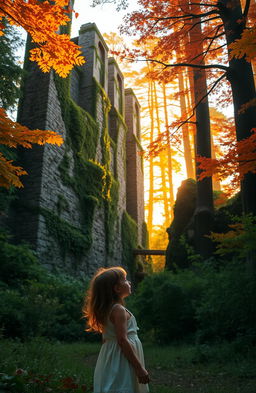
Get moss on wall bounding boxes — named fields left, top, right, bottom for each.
left=54, top=72, right=121, bottom=258
left=121, top=211, right=138, bottom=277
left=41, top=208, right=90, bottom=258
left=141, top=221, right=149, bottom=248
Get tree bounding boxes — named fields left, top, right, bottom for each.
left=120, top=0, right=256, bottom=217
left=0, top=21, right=23, bottom=111
left=0, top=0, right=84, bottom=77
left=0, top=0, right=85, bottom=188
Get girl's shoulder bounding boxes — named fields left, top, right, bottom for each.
left=109, top=303, right=125, bottom=316
left=109, top=303, right=133, bottom=323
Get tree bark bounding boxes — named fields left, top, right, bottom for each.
left=189, top=1, right=214, bottom=259
left=153, top=81, right=170, bottom=227
left=220, top=0, right=256, bottom=217
left=178, top=69, right=195, bottom=179
left=147, top=79, right=155, bottom=243
left=162, top=82, right=175, bottom=219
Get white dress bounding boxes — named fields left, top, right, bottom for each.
left=93, top=306, right=149, bottom=393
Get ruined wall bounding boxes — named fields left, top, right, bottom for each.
left=125, top=89, right=145, bottom=245
left=10, top=23, right=145, bottom=278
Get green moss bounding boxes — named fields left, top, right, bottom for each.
left=53, top=73, right=105, bottom=253
left=121, top=211, right=138, bottom=277
left=93, top=76, right=121, bottom=253
left=141, top=221, right=149, bottom=248
left=54, top=72, right=120, bottom=257
left=57, top=194, right=69, bottom=215
left=105, top=178, right=119, bottom=255
left=40, top=208, right=91, bottom=257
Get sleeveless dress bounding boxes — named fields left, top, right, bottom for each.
left=93, top=305, right=149, bottom=393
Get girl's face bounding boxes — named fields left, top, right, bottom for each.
left=115, top=276, right=131, bottom=299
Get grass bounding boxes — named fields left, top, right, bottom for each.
left=0, top=338, right=256, bottom=392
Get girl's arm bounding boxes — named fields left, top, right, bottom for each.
left=110, top=305, right=149, bottom=384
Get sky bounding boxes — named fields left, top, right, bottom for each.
left=71, top=0, right=139, bottom=38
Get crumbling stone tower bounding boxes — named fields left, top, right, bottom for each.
left=11, top=23, right=145, bottom=277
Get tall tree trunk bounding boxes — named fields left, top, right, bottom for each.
left=220, top=0, right=256, bottom=217
left=185, top=68, right=196, bottom=176
left=178, top=69, right=195, bottom=179
left=162, top=82, right=174, bottom=219
left=220, top=0, right=256, bottom=270
left=189, top=1, right=214, bottom=259
left=211, top=134, right=221, bottom=191
left=153, top=81, right=170, bottom=228
left=147, top=79, right=154, bottom=243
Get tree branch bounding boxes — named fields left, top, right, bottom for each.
left=188, top=43, right=226, bottom=63
left=145, top=59, right=228, bottom=71
left=169, top=73, right=226, bottom=137
left=148, top=9, right=219, bottom=23
left=201, top=24, right=222, bottom=61
left=187, top=16, right=220, bottom=33
left=188, top=2, right=219, bottom=7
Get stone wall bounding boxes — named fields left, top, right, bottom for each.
left=125, top=89, right=145, bottom=245
left=10, top=23, right=145, bottom=278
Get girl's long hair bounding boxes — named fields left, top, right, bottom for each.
left=83, top=266, right=127, bottom=333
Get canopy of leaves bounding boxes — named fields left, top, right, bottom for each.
left=0, top=0, right=85, bottom=77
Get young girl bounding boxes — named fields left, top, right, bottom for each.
left=83, top=266, right=150, bottom=393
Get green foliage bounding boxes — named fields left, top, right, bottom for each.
left=0, top=339, right=100, bottom=392
left=210, top=214, right=256, bottom=259
left=0, top=146, right=18, bottom=215
left=0, top=370, right=91, bottom=393
left=1, top=339, right=256, bottom=393
left=54, top=73, right=119, bottom=257
left=0, top=274, right=87, bottom=340
left=196, top=261, right=256, bottom=342
left=0, top=231, right=43, bottom=286
left=0, top=21, right=23, bottom=111
left=129, top=259, right=256, bottom=344
left=41, top=208, right=91, bottom=257
left=141, top=221, right=149, bottom=248
left=105, top=177, right=119, bottom=254
left=129, top=270, right=204, bottom=343
left=0, top=232, right=89, bottom=340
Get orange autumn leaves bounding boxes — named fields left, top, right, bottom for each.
left=198, top=128, right=256, bottom=190
left=0, top=108, right=63, bottom=188
left=0, top=0, right=85, bottom=77
left=0, top=0, right=85, bottom=188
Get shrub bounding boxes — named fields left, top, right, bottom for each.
left=0, top=232, right=44, bottom=286
left=196, top=261, right=256, bottom=342
left=0, top=232, right=90, bottom=341
left=128, top=270, right=204, bottom=343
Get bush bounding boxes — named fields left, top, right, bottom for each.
left=0, top=232, right=90, bottom=341
left=128, top=260, right=256, bottom=345
left=0, top=232, right=44, bottom=286
left=195, top=261, right=256, bottom=342
left=128, top=270, right=204, bottom=343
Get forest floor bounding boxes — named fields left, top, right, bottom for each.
left=1, top=339, right=256, bottom=393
